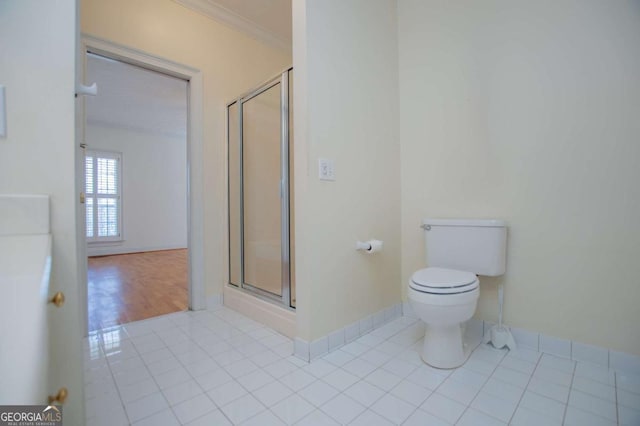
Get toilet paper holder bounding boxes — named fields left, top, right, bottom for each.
left=356, top=241, right=372, bottom=251
left=356, top=240, right=383, bottom=253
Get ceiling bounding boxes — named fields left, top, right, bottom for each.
left=85, top=53, right=188, bottom=139
left=174, top=0, right=292, bottom=51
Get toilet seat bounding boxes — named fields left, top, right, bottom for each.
left=410, top=267, right=478, bottom=295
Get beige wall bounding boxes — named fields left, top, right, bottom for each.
left=293, top=0, right=401, bottom=341
left=0, top=0, right=84, bottom=423
left=399, top=0, right=640, bottom=355
left=81, top=0, right=291, bottom=299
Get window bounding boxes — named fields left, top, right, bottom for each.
left=85, top=150, right=122, bottom=242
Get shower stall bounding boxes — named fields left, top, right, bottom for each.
left=227, top=68, right=295, bottom=309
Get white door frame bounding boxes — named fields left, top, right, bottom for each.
left=77, top=34, right=206, bottom=336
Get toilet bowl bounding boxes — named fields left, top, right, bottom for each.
left=408, top=267, right=479, bottom=369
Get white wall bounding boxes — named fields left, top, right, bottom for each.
left=82, top=0, right=291, bottom=298
left=399, top=0, right=640, bottom=355
left=85, top=53, right=188, bottom=256
left=86, top=125, right=188, bottom=256
left=293, top=0, right=400, bottom=341
left=0, top=0, right=84, bottom=423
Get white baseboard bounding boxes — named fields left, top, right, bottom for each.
left=223, top=285, right=296, bottom=338
left=406, top=300, right=640, bottom=374
left=216, top=289, right=640, bottom=375
left=294, top=302, right=404, bottom=362
left=402, top=301, right=417, bottom=318
left=481, top=320, right=640, bottom=375
left=87, top=244, right=187, bottom=257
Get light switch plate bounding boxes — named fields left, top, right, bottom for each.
left=0, top=85, right=6, bottom=138
left=318, top=158, right=336, bottom=181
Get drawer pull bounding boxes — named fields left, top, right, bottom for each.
left=49, top=292, right=65, bottom=308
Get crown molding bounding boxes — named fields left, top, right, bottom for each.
left=173, top=0, right=291, bottom=52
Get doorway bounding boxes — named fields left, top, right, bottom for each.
left=83, top=52, right=188, bottom=331
left=77, top=36, right=206, bottom=336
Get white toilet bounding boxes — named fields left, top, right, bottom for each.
left=408, top=219, right=507, bottom=369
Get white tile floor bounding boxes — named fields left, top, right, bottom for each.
left=84, top=306, right=640, bottom=425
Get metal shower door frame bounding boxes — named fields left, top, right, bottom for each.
left=227, top=68, right=293, bottom=309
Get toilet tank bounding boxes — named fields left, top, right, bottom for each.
left=423, top=219, right=507, bottom=276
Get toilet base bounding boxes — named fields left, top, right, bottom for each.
left=421, top=323, right=472, bottom=369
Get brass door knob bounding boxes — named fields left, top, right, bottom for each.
left=49, top=292, right=65, bottom=308
left=48, top=387, right=68, bottom=404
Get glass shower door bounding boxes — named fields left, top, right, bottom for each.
left=242, top=82, right=285, bottom=298
left=227, top=69, right=293, bottom=308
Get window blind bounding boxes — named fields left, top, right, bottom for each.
left=85, top=151, right=122, bottom=241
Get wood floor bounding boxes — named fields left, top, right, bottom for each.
left=88, top=249, right=188, bottom=332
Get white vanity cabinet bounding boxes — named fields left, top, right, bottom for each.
left=0, top=195, right=54, bottom=404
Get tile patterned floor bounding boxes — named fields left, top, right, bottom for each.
left=84, top=306, right=640, bottom=425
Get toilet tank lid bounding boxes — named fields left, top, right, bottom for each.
left=423, top=218, right=506, bottom=228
